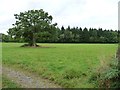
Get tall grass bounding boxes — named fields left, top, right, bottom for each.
left=89, top=57, right=120, bottom=88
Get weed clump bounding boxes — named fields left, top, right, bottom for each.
left=62, top=69, right=86, bottom=79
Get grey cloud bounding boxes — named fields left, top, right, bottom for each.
left=0, top=0, right=119, bottom=34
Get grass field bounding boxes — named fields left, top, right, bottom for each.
left=2, top=43, right=117, bottom=88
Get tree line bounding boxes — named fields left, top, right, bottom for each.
left=1, top=9, right=118, bottom=45
left=2, top=26, right=118, bottom=43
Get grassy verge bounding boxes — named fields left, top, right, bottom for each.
left=2, top=43, right=117, bottom=88
left=2, top=76, right=21, bottom=88
left=89, top=57, right=120, bottom=88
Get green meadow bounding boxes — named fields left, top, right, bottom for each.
left=2, top=43, right=117, bottom=88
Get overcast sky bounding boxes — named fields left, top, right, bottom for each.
left=0, top=0, right=119, bottom=34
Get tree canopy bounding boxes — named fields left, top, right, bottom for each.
left=8, top=9, right=57, bottom=47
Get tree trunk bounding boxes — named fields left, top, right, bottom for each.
left=32, top=33, right=36, bottom=47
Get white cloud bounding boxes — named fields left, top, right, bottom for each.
left=0, top=0, right=119, bottom=34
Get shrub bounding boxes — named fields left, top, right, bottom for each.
left=89, top=58, right=120, bottom=88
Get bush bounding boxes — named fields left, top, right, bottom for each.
left=89, top=58, right=120, bottom=88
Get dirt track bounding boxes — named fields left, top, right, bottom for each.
left=2, top=66, right=61, bottom=88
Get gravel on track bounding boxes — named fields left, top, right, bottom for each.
left=2, top=66, right=61, bottom=88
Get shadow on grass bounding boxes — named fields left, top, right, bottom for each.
left=20, top=44, right=56, bottom=48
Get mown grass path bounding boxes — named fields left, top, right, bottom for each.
left=2, top=66, right=61, bottom=88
